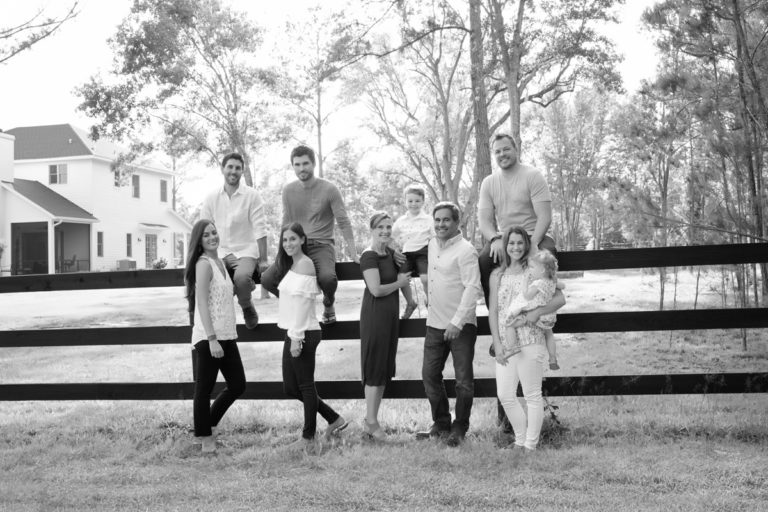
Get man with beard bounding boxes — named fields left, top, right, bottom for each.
left=478, top=133, right=559, bottom=433
left=478, top=133, right=556, bottom=306
left=261, top=145, right=358, bottom=324
left=200, top=152, right=268, bottom=329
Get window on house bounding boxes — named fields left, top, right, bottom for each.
left=126, top=234, right=132, bottom=258
left=97, top=232, right=104, bottom=257
left=132, top=174, right=140, bottom=198
left=160, top=179, right=168, bottom=202
left=49, top=164, right=68, bottom=184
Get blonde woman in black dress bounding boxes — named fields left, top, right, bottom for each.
left=359, top=212, right=411, bottom=440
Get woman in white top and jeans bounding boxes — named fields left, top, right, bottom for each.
left=185, top=219, right=246, bottom=453
left=276, top=222, right=348, bottom=450
left=488, top=226, right=565, bottom=451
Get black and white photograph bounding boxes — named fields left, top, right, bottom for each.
left=1, top=0, right=766, bottom=510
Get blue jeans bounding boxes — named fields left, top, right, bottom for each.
left=421, top=324, right=477, bottom=434
left=281, top=330, right=341, bottom=439
left=261, top=240, right=338, bottom=308
left=192, top=339, right=246, bottom=437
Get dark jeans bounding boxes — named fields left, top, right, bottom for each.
left=261, top=240, right=338, bottom=308
left=192, top=339, right=246, bottom=437
left=421, top=324, right=477, bottom=434
left=281, top=330, right=340, bottom=440
left=222, top=255, right=258, bottom=308
left=479, top=234, right=557, bottom=306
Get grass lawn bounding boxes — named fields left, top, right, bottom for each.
left=1, top=268, right=766, bottom=510
left=1, top=395, right=766, bottom=511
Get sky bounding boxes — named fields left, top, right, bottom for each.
left=0, top=0, right=659, bottom=204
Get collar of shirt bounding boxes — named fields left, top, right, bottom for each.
left=435, top=231, right=464, bottom=249
left=219, top=184, right=247, bottom=197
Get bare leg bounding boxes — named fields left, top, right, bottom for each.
left=364, top=385, right=386, bottom=440
left=365, top=385, right=385, bottom=424
left=420, top=275, right=429, bottom=306
left=401, top=277, right=417, bottom=319
left=544, top=329, right=559, bottom=369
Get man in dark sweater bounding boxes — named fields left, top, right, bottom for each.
left=261, top=145, right=358, bottom=323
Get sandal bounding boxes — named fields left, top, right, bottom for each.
left=363, top=420, right=386, bottom=442
left=321, top=310, right=337, bottom=325
left=402, top=301, right=417, bottom=320
left=325, top=416, right=349, bottom=440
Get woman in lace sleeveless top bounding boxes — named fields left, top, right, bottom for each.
left=184, top=219, right=245, bottom=453
left=488, top=226, right=565, bottom=451
left=275, top=222, right=347, bottom=451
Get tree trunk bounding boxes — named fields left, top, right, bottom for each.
left=316, top=81, right=324, bottom=178
left=490, top=0, right=525, bottom=149
left=469, top=0, right=492, bottom=242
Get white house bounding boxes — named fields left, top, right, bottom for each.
left=0, top=124, right=192, bottom=275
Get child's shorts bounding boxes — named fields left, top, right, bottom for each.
left=537, top=313, right=557, bottom=330
left=400, top=245, right=429, bottom=277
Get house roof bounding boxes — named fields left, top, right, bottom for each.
left=4, top=179, right=98, bottom=221
left=5, top=124, right=124, bottom=161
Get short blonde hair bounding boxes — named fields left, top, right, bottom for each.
left=403, top=184, right=425, bottom=199
left=531, top=249, right=558, bottom=279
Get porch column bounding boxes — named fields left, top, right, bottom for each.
left=47, top=220, right=56, bottom=274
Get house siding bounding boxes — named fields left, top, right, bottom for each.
left=11, top=157, right=190, bottom=271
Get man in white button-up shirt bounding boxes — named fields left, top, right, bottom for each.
left=416, top=201, right=481, bottom=447
left=200, top=153, right=268, bottom=329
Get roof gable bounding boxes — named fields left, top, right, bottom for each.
left=5, top=179, right=98, bottom=221
left=6, top=124, right=123, bottom=161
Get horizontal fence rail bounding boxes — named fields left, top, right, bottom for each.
left=2, top=372, right=766, bottom=401
left=1, top=243, right=766, bottom=400
left=1, top=243, right=767, bottom=294
left=3, top=309, right=768, bottom=348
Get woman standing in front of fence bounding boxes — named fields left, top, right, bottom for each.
left=488, top=226, right=565, bottom=451
left=185, top=219, right=246, bottom=453
left=275, top=222, right=348, bottom=451
left=359, top=212, right=411, bottom=441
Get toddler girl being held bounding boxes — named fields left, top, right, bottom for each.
left=502, top=249, right=560, bottom=369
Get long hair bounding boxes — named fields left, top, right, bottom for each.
left=184, top=219, right=215, bottom=319
left=275, top=222, right=309, bottom=280
left=499, top=226, right=531, bottom=271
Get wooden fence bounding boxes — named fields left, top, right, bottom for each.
left=1, top=243, right=767, bottom=401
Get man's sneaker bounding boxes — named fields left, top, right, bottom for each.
left=242, top=305, right=259, bottom=329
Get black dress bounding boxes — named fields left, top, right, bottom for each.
left=359, top=248, right=400, bottom=386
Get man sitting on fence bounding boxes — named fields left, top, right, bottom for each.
left=478, top=133, right=556, bottom=306
left=260, top=145, right=358, bottom=325
left=200, top=152, right=268, bottom=329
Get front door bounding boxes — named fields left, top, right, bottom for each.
left=145, top=234, right=157, bottom=268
